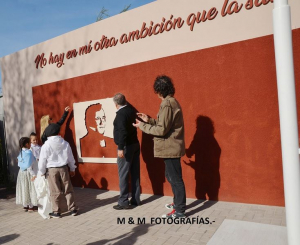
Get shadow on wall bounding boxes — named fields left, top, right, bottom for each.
left=64, top=111, right=86, bottom=188
left=86, top=177, right=108, bottom=190
left=2, top=51, right=41, bottom=180
left=141, top=132, right=165, bottom=196
left=185, top=115, right=221, bottom=201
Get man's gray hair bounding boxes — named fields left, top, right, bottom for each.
left=113, top=93, right=127, bottom=106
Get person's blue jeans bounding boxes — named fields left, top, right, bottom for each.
left=164, top=158, right=186, bottom=213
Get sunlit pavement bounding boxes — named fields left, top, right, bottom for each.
left=0, top=188, right=286, bottom=245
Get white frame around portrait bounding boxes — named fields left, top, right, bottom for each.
left=73, top=98, right=117, bottom=163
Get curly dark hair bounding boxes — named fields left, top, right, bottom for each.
left=153, top=75, right=175, bottom=98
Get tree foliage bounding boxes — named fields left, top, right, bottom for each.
left=96, top=4, right=131, bottom=22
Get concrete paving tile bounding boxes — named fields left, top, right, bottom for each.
left=174, top=241, right=188, bottom=245
left=7, top=239, right=25, bottom=245
left=86, top=230, right=107, bottom=238
left=164, top=230, right=183, bottom=237
left=168, top=224, right=181, bottom=232
left=204, top=226, right=219, bottom=234
left=265, top=209, right=275, bottom=215
left=233, top=215, right=245, bottom=220
left=152, top=234, right=173, bottom=243
left=211, top=218, right=225, bottom=224
left=251, top=217, right=262, bottom=223
left=271, top=219, right=282, bottom=226
left=178, top=234, right=194, bottom=243
left=163, top=235, right=180, bottom=244
left=198, top=242, right=209, bottom=245
left=260, top=218, right=272, bottom=224
left=229, top=210, right=247, bottom=216
left=244, top=212, right=255, bottom=218
left=62, top=239, right=82, bottom=245
left=0, top=188, right=287, bottom=245
left=187, top=239, right=202, bottom=244
left=224, top=213, right=237, bottom=219
left=190, top=232, right=204, bottom=241
left=84, top=237, right=103, bottom=244
left=242, top=216, right=254, bottom=222
left=281, top=219, right=286, bottom=226
left=210, top=210, right=221, bottom=216
left=176, top=224, right=192, bottom=232
left=254, top=212, right=265, bottom=218
left=187, top=225, right=208, bottom=234
left=140, top=239, right=158, bottom=245
left=274, top=208, right=284, bottom=215
left=152, top=231, right=172, bottom=240
left=13, top=237, right=34, bottom=245
left=198, top=234, right=212, bottom=243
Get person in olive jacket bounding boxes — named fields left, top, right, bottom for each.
left=133, top=75, right=186, bottom=218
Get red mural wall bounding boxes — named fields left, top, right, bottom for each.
left=32, top=28, right=300, bottom=206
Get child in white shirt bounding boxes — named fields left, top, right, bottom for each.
left=38, top=123, right=78, bottom=218
left=30, top=132, right=41, bottom=176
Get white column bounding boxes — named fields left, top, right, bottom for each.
left=273, top=1, right=300, bottom=244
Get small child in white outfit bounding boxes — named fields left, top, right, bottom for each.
left=30, top=132, right=53, bottom=219
left=30, top=132, right=41, bottom=173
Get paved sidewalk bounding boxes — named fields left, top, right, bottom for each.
left=0, top=188, right=286, bottom=245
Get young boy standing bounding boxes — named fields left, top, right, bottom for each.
left=38, top=123, right=78, bottom=218
left=30, top=132, right=41, bottom=176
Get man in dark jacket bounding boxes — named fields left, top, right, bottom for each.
left=113, top=93, right=140, bottom=209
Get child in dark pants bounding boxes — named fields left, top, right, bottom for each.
left=38, top=123, right=78, bottom=218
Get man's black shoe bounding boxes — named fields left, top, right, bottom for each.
left=130, top=201, right=138, bottom=206
left=130, top=200, right=141, bottom=206
left=113, top=204, right=129, bottom=210
left=70, top=209, right=79, bottom=216
left=49, top=212, right=62, bottom=218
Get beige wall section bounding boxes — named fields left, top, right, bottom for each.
left=1, top=0, right=300, bottom=178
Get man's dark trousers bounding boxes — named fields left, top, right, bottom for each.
left=117, top=142, right=140, bottom=206
left=164, top=158, right=186, bottom=213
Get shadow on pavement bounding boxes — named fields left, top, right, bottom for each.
left=186, top=199, right=217, bottom=217
left=86, top=224, right=153, bottom=245
left=0, top=234, right=20, bottom=244
left=75, top=189, right=119, bottom=215
left=140, top=194, right=162, bottom=205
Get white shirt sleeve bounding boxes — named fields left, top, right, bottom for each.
left=28, top=164, right=36, bottom=176
left=27, top=152, right=36, bottom=176
left=67, top=144, right=76, bottom=171
left=31, top=145, right=41, bottom=160
left=38, top=144, right=48, bottom=175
